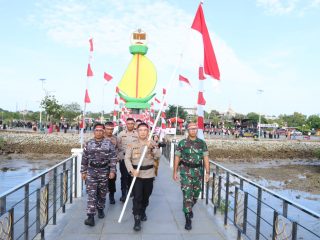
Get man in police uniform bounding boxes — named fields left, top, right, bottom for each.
left=173, top=122, right=210, bottom=230
left=81, top=123, right=117, bottom=226
left=104, top=121, right=118, bottom=204
left=117, top=118, right=138, bottom=202
left=125, top=122, right=160, bottom=231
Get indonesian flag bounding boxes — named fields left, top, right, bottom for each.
left=84, top=89, right=91, bottom=103
left=89, top=38, right=94, bottom=52
left=114, top=97, right=119, bottom=105
left=163, top=88, right=167, bottom=95
left=104, top=72, right=113, bottom=81
left=179, top=74, right=191, bottom=86
left=87, top=64, right=93, bottom=77
left=191, top=3, right=220, bottom=80
left=155, top=97, right=161, bottom=104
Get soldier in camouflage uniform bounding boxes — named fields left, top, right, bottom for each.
left=173, top=122, right=210, bottom=230
left=81, top=123, right=117, bottom=226
left=117, top=117, right=138, bottom=202
left=104, top=121, right=118, bottom=204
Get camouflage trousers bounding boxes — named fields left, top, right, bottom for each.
left=180, top=173, right=202, bottom=214
left=86, top=169, right=109, bottom=215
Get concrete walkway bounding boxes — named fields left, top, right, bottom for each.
left=44, top=157, right=234, bottom=240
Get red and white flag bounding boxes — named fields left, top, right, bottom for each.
left=179, top=74, right=191, bottom=86
left=163, top=88, right=167, bottom=95
left=87, top=64, right=93, bottom=77
left=191, top=3, right=220, bottom=80
left=84, top=89, right=91, bottom=103
left=104, top=72, right=113, bottom=81
left=89, top=38, right=94, bottom=52
left=155, top=97, right=161, bottom=104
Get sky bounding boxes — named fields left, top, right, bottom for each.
left=0, top=0, right=319, bottom=117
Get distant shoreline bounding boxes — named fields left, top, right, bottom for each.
left=1, top=131, right=320, bottom=160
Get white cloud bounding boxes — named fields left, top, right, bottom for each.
left=26, top=0, right=282, bottom=115
left=257, top=0, right=320, bottom=15
left=256, top=0, right=298, bottom=15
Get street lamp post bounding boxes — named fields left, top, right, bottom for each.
left=39, top=78, right=47, bottom=131
left=257, top=89, right=264, bottom=139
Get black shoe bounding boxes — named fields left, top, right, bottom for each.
left=190, top=211, right=193, bottom=219
left=133, top=215, right=141, bottom=231
left=140, top=212, right=147, bottom=221
left=97, top=209, right=105, bottom=219
left=109, top=192, right=115, bottom=204
left=120, top=189, right=127, bottom=202
left=84, top=214, right=95, bottom=226
left=184, top=213, right=192, bottom=230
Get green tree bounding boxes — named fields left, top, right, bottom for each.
left=279, top=112, right=306, bottom=127
left=307, top=115, right=320, bottom=129
left=62, top=102, right=81, bottom=122
left=165, top=105, right=188, bottom=120
left=40, top=95, right=63, bottom=122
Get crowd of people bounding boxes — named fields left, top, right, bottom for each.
left=80, top=118, right=209, bottom=231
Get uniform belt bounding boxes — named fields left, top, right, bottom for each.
left=89, top=162, right=109, bottom=168
left=132, top=164, right=154, bottom=170
left=179, top=161, right=201, bottom=168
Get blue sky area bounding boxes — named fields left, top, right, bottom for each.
left=0, top=0, right=319, bottom=116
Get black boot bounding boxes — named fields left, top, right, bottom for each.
left=140, top=212, right=147, bottom=221
left=109, top=192, right=115, bottom=204
left=120, top=189, right=127, bottom=202
left=133, top=215, right=141, bottom=231
left=184, top=213, right=192, bottom=230
left=97, top=209, right=105, bottom=219
left=84, top=214, right=95, bottom=226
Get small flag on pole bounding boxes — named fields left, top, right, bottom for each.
left=179, top=75, right=191, bottom=86
left=163, top=88, right=167, bottom=95
left=87, top=64, right=93, bottom=77
left=116, top=86, right=120, bottom=93
left=89, top=38, right=94, bottom=52
left=84, top=89, right=91, bottom=103
left=104, top=72, right=113, bottom=81
left=155, top=98, right=161, bottom=104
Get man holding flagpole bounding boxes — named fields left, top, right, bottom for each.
left=125, top=122, right=160, bottom=231
left=173, top=122, right=210, bottom=230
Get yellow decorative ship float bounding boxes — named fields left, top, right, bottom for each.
left=117, top=29, right=157, bottom=109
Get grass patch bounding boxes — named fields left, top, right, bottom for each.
left=314, top=148, right=320, bottom=159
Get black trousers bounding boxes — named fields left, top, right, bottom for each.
left=120, top=160, right=132, bottom=191
left=132, top=177, right=154, bottom=216
left=108, top=173, right=117, bottom=193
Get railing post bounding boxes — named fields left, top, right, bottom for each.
left=283, top=200, right=288, bottom=218
left=0, top=195, right=6, bottom=214
left=24, top=184, right=29, bottom=240
left=217, top=176, right=222, bottom=212
left=71, top=148, right=83, bottom=198
left=170, top=140, right=176, bottom=168
left=36, top=189, right=40, bottom=235
left=53, top=168, right=57, bottom=225
left=74, top=156, right=78, bottom=198
left=255, top=188, right=262, bottom=240
left=292, top=222, right=297, bottom=240
left=70, top=158, right=73, bottom=204
left=224, top=172, right=230, bottom=225
left=243, top=192, right=248, bottom=235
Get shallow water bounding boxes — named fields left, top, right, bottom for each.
left=0, top=158, right=61, bottom=193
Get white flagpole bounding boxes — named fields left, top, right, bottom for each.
left=118, top=53, right=184, bottom=223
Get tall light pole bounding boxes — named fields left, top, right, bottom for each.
left=39, top=78, right=47, bottom=131
left=257, top=89, right=264, bottom=139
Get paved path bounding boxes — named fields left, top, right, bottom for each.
left=44, top=157, right=235, bottom=240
